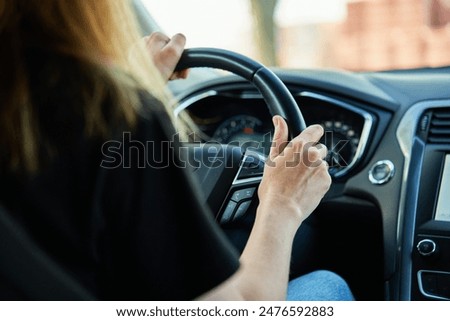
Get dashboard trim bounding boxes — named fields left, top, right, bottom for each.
left=174, top=90, right=218, bottom=118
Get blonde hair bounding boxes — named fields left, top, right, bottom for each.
left=0, top=0, right=174, bottom=172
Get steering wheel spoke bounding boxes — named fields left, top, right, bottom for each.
left=217, top=151, right=265, bottom=224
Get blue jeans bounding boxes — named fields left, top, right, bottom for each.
left=287, top=270, right=354, bottom=301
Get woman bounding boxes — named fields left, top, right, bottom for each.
left=0, top=0, right=352, bottom=300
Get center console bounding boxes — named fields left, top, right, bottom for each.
left=398, top=105, right=450, bottom=300
left=411, top=150, right=450, bottom=300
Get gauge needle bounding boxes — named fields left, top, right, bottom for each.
left=243, top=127, right=254, bottom=135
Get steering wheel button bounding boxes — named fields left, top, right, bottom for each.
left=220, top=201, right=237, bottom=224
left=231, top=187, right=256, bottom=202
left=234, top=200, right=252, bottom=220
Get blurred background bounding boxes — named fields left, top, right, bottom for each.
left=142, top=0, right=450, bottom=71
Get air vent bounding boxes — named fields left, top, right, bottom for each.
left=428, top=108, right=450, bottom=144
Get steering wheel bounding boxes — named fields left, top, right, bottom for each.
left=175, top=48, right=307, bottom=224
left=176, top=48, right=306, bottom=136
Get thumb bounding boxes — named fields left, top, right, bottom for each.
left=269, top=115, right=289, bottom=160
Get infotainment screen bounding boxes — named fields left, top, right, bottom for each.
left=435, top=155, right=450, bottom=222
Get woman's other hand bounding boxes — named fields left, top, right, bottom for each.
left=144, top=32, right=189, bottom=81
left=258, top=115, right=332, bottom=225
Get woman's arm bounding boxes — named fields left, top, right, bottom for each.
left=198, top=117, right=331, bottom=300
left=145, top=34, right=331, bottom=300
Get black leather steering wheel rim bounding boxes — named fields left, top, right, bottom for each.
left=176, top=48, right=307, bottom=137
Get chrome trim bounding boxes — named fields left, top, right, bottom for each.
left=368, top=160, right=395, bottom=185
left=232, top=152, right=265, bottom=186
left=396, top=100, right=450, bottom=300
left=417, top=270, right=450, bottom=301
left=416, top=239, right=437, bottom=257
left=232, top=175, right=263, bottom=186
left=298, top=92, right=374, bottom=178
left=173, top=90, right=218, bottom=117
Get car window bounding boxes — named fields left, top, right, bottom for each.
left=142, top=0, right=450, bottom=71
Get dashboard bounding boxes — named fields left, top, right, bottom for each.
left=171, top=66, right=450, bottom=301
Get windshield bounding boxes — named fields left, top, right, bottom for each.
left=142, top=0, right=450, bottom=71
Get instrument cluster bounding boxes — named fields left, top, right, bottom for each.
left=180, top=91, right=373, bottom=178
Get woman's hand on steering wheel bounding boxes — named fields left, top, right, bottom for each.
left=258, top=116, right=331, bottom=226
left=144, top=32, right=190, bottom=81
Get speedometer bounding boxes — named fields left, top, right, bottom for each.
left=321, top=120, right=360, bottom=176
left=212, top=115, right=270, bottom=154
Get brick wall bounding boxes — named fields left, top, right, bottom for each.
left=279, top=0, right=450, bottom=71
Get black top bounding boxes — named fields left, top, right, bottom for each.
left=0, top=51, right=239, bottom=300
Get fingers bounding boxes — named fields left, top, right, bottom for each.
left=269, top=116, right=289, bottom=160
left=281, top=124, right=324, bottom=166
left=269, top=121, right=327, bottom=166
left=268, top=120, right=329, bottom=172
left=308, top=143, right=328, bottom=162
left=144, top=32, right=189, bottom=81
left=167, top=33, right=187, bottom=54
left=291, top=124, right=324, bottom=148
left=165, top=34, right=188, bottom=80
left=305, top=143, right=328, bottom=167
left=144, top=32, right=171, bottom=55
left=161, top=33, right=186, bottom=60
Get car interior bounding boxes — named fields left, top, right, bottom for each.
left=1, top=0, right=450, bottom=301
